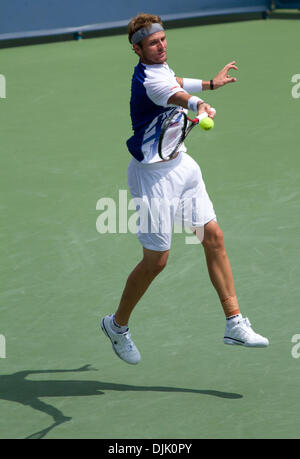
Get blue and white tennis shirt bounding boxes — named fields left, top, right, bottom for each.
left=126, top=62, right=187, bottom=163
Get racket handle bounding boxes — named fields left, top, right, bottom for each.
left=196, top=112, right=208, bottom=122
left=194, top=107, right=216, bottom=123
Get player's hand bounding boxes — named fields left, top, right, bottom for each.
left=198, top=102, right=216, bottom=119
left=212, top=61, right=238, bottom=89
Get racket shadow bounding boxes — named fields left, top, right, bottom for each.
left=99, top=382, right=243, bottom=399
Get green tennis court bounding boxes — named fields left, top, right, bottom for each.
left=0, top=17, right=300, bottom=439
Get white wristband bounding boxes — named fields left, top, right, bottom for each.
left=196, top=112, right=208, bottom=121
left=187, top=96, right=203, bottom=114
left=182, top=78, right=203, bottom=93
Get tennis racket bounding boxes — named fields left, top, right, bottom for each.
left=158, top=109, right=214, bottom=161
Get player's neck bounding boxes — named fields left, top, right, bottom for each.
left=140, top=58, right=167, bottom=66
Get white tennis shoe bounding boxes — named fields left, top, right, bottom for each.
left=101, top=315, right=141, bottom=365
left=224, top=315, right=269, bottom=347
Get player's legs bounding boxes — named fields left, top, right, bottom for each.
left=201, top=220, right=269, bottom=347
left=101, top=158, right=178, bottom=364
left=100, top=247, right=169, bottom=365
left=114, top=247, right=169, bottom=326
left=181, top=154, right=268, bottom=347
left=177, top=154, right=238, bottom=317
left=201, top=220, right=239, bottom=318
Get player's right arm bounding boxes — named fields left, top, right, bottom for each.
left=167, top=92, right=215, bottom=118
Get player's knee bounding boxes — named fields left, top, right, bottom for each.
left=202, top=225, right=224, bottom=251
left=150, top=257, right=168, bottom=277
left=143, top=252, right=168, bottom=278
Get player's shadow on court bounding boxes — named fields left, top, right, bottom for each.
left=0, top=365, right=242, bottom=439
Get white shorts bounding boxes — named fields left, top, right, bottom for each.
left=127, top=152, right=216, bottom=251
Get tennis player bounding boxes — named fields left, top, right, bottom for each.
left=101, top=13, right=269, bottom=364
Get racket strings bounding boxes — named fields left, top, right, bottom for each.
left=160, top=112, right=186, bottom=159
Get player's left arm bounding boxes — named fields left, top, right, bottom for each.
left=176, top=60, right=238, bottom=91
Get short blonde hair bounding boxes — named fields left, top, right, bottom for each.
left=128, top=13, right=163, bottom=44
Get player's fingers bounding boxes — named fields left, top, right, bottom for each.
left=199, top=103, right=211, bottom=112
left=224, top=76, right=237, bottom=84
left=208, top=107, right=216, bottom=119
left=226, top=60, right=237, bottom=67
left=198, top=104, right=209, bottom=116
left=224, top=62, right=238, bottom=72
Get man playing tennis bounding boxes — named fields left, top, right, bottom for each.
left=101, top=13, right=269, bottom=364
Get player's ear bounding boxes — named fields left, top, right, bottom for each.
left=132, top=43, right=143, bottom=57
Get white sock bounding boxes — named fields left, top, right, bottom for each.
left=226, top=313, right=242, bottom=325
left=110, top=316, right=129, bottom=334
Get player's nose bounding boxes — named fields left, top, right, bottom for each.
left=157, top=40, right=165, bottom=50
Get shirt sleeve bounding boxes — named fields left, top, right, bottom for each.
left=143, top=66, right=187, bottom=108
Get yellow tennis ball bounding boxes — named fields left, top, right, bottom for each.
left=200, top=117, right=214, bottom=131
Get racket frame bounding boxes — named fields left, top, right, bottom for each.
left=158, top=110, right=201, bottom=161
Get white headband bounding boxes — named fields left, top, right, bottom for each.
left=131, top=23, right=164, bottom=44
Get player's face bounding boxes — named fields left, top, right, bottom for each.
left=135, top=31, right=167, bottom=65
